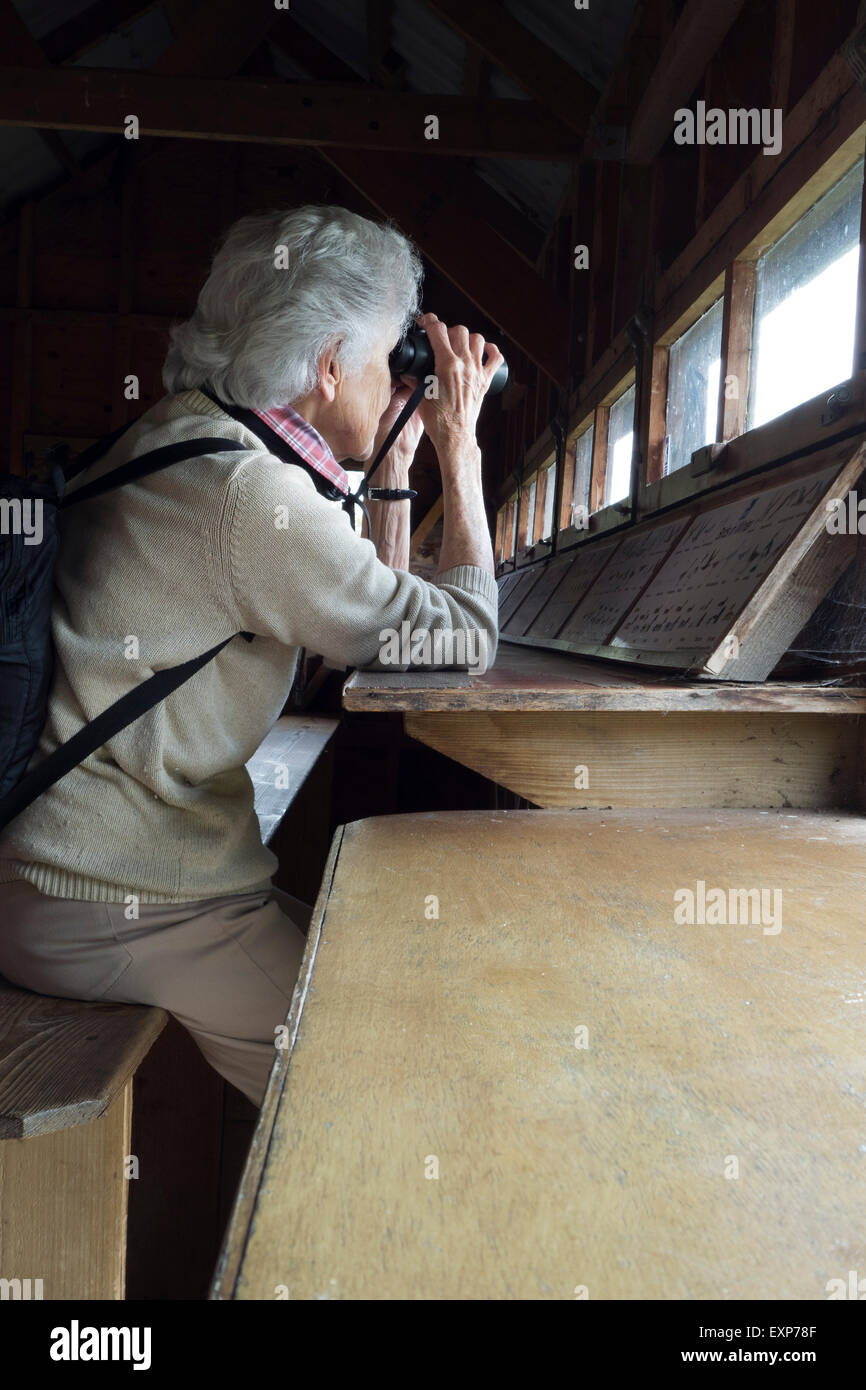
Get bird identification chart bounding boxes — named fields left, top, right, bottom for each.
left=496, top=569, right=524, bottom=614
left=504, top=553, right=574, bottom=636
left=498, top=567, right=543, bottom=626
left=557, top=514, right=692, bottom=646
left=611, top=463, right=842, bottom=656
left=527, top=536, right=622, bottom=640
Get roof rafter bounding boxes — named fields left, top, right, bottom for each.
left=0, top=64, right=577, bottom=159
left=628, top=0, right=749, bottom=163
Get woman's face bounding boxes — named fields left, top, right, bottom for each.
left=321, top=325, right=400, bottom=462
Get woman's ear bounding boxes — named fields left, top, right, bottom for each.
left=317, top=340, right=342, bottom=402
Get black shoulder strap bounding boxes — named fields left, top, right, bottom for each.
left=0, top=433, right=255, bottom=832
left=62, top=436, right=248, bottom=508
left=0, top=635, right=241, bottom=832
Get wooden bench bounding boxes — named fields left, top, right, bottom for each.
left=214, top=806, right=866, bottom=1300
left=0, top=713, right=337, bottom=1300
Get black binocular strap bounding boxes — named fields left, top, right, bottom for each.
left=345, top=378, right=427, bottom=534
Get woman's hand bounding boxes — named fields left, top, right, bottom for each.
left=367, top=381, right=424, bottom=474
left=412, top=312, right=503, bottom=455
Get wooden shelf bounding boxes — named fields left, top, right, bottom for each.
left=343, top=639, right=866, bottom=715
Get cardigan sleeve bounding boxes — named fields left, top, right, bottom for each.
left=223, top=450, right=499, bottom=671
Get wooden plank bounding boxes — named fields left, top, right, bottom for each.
left=404, top=709, right=861, bottom=809
left=0, top=1081, right=132, bottom=1299
left=343, top=641, right=866, bottom=713
left=422, top=0, right=596, bottom=138
left=627, top=0, right=748, bottom=162
left=0, top=981, right=165, bottom=1139
left=215, top=807, right=866, bottom=1299
left=246, top=716, right=338, bottom=847
left=0, top=66, right=576, bottom=160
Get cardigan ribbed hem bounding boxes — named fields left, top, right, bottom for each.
left=0, top=856, right=275, bottom=905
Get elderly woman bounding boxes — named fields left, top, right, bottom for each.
left=0, top=205, right=500, bottom=1107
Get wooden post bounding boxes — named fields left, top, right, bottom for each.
left=589, top=405, right=610, bottom=514
left=853, top=126, right=866, bottom=374
left=645, top=344, right=670, bottom=487
left=0, top=1084, right=132, bottom=1299
left=557, top=436, right=577, bottom=533
left=717, top=261, right=757, bottom=442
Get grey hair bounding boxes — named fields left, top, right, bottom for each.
left=162, top=204, right=423, bottom=410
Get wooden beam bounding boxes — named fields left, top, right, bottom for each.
left=410, top=494, right=444, bottom=555
left=0, top=65, right=577, bottom=159
left=404, top=710, right=861, bottom=809
left=628, top=0, right=749, bottom=163
left=422, top=0, right=597, bottom=138
left=271, top=21, right=543, bottom=266
left=770, top=0, right=796, bottom=112
left=322, top=146, right=570, bottom=385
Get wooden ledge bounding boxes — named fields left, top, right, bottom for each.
left=343, top=641, right=866, bottom=714
left=0, top=981, right=166, bottom=1139
left=247, top=714, right=338, bottom=845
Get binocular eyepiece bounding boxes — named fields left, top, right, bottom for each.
left=389, top=327, right=509, bottom=396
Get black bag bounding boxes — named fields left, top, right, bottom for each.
left=0, top=422, right=250, bottom=833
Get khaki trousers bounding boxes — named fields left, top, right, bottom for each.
left=0, top=880, right=311, bottom=1108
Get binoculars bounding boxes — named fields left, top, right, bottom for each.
left=389, top=327, right=509, bottom=396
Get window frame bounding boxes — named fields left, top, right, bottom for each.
left=496, top=121, right=866, bottom=577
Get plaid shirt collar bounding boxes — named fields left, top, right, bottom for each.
left=199, top=387, right=350, bottom=500
left=252, top=403, right=349, bottom=495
